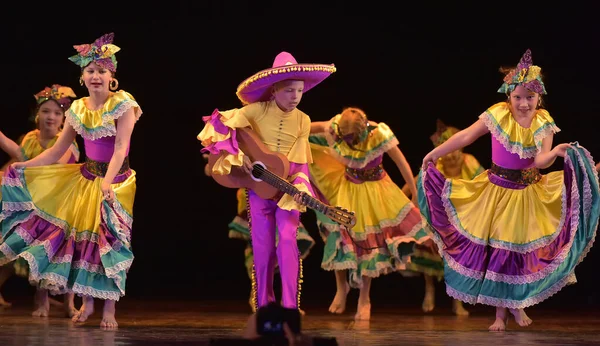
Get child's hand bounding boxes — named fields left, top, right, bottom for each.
left=294, top=192, right=307, bottom=206
left=422, top=151, right=439, bottom=170
left=552, top=143, right=573, bottom=158
left=241, top=155, right=253, bottom=175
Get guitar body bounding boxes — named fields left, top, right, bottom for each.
left=207, top=127, right=290, bottom=200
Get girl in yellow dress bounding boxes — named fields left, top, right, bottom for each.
left=402, top=119, right=484, bottom=316
left=419, top=49, right=599, bottom=331
left=0, top=85, right=79, bottom=316
left=0, top=33, right=141, bottom=329
left=309, top=107, right=430, bottom=320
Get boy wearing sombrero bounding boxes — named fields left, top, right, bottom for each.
left=198, top=52, right=335, bottom=310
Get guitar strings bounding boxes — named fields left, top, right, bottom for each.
left=253, top=164, right=386, bottom=250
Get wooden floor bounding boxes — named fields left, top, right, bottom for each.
left=1, top=297, right=599, bottom=346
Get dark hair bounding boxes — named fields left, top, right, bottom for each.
left=32, top=99, right=66, bottom=129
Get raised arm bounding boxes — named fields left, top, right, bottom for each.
left=310, top=121, right=329, bottom=134
left=534, top=134, right=572, bottom=169
left=423, top=119, right=488, bottom=168
left=12, top=125, right=77, bottom=168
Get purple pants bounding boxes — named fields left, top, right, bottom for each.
left=248, top=189, right=300, bottom=309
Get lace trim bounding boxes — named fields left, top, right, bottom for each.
left=480, top=111, right=559, bottom=159
left=444, top=253, right=485, bottom=280
left=1, top=204, right=105, bottom=245
left=317, top=202, right=417, bottom=242
left=66, top=99, right=139, bottom=141
left=1, top=184, right=134, bottom=299
left=442, top=174, right=569, bottom=254
left=322, top=128, right=399, bottom=169
left=438, top=147, right=598, bottom=305
left=485, top=157, right=580, bottom=284
left=0, top=243, right=16, bottom=263
left=476, top=273, right=577, bottom=309
left=2, top=176, right=22, bottom=187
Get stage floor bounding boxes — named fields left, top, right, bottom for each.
left=1, top=298, right=599, bottom=346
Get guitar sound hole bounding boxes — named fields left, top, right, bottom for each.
left=250, top=161, right=266, bottom=182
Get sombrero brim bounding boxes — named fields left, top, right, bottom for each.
left=236, top=63, right=336, bottom=105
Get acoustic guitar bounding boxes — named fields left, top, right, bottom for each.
left=207, top=127, right=357, bottom=229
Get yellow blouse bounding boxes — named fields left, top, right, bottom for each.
left=198, top=100, right=313, bottom=174
left=198, top=101, right=314, bottom=212
left=479, top=102, right=560, bottom=159
left=435, top=153, right=484, bottom=180
left=20, top=129, right=79, bottom=162
left=319, top=114, right=399, bottom=169
left=66, top=90, right=142, bottom=140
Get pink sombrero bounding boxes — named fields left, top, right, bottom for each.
left=236, top=51, right=336, bottom=105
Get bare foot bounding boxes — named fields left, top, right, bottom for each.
left=63, top=293, right=77, bottom=318
left=329, top=283, right=350, bottom=314
left=488, top=307, right=508, bottom=332
left=422, top=288, right=435, bottom=313
left=72, top=296, right=94, bottom=323
left=354, top=300, right=371, bottom=321
left=32, top=289, right=49, bottom=317
left=100, top=300, right=118, bottom=330
left=0, top=293, right=11, bottom=307
left=452, top=299, right=469, bottom=316
left=509, top=308, right=533, bottom=327
left=422, top=275, right=435, bottom=313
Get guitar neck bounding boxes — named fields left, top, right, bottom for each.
left=254, top=166, right=330, bottom=214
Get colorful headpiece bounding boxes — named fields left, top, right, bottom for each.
left=68, top=33, right=120, bottom=72
left=236, top=51, right=336, bottom=105
left=497, top=49, right=546, bottom=95
left=430, top=119, right=460, bottom=147
left=34, top=84, right=76, bottom=109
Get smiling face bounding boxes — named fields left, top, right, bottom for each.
left=81, top=61, right=113, bottom=93
left=508, top=85, right=540, bottom=119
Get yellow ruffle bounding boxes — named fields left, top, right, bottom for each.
left=197, top=108, right=253, bottom=175
left=324, top=117, right=398, bottom=168
left=277, top=180, right=313, bottom=212
left=20, top=130, right=79, bottom=161
left=479, top=102, right=560, bottom=159
left=435, top=153, right=484, bottom=180
left=211, top=152, right=245, bottom=175
left=67, top=90, right=142, bottom=140
left=198, top=103, right=312, bottom=174
left=446, top=170, right=564, bottom=244
left=309, top=142, right=413, bottom=235
left=23, top=164, right=136, bottom=233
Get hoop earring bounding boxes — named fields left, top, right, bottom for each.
left=79, top=77, right=84, bottom=86
left=110, top=78, right=119, bottom=91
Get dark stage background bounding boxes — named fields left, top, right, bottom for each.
left=2, top=2, right=599, bottom=310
